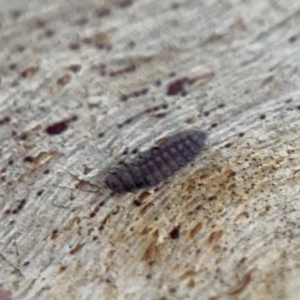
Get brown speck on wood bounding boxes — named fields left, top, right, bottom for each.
left=208, top=230, right=223, bottom=244
left=69, top=243, right=85, bottom=255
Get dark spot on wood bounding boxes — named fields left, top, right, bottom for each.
left=69, top=64, right=81, bottom=73
left=132, top=148, right=138, bottom=154
left=57, top=74, right=71, bottom=87
left=261, top=75, right=274, bottom=85
left=127, top=40, right=135, bottom=48
left=37, top=190, right=44, bottom=196
left=185, top=118, right=194, bottom=124
left=155, top=80, right=161, bottom=87
left=169, top=225, right=180, bottom=239
left=60, top=266, right=67, bottom=272
left=211, top=123, right=218, bottom=128
left=238, top=132, right=244, bottom=137
left=8, top=160, right=14, bottom=165
left=1, top=116, right=11, bottom=125
left=96, top=8, right=111, bottom=17
left=224, top=143, right=232, bottom=148
left=208, top=195, right=216, bottom=201
left=120, top=95, right=128, bottom=102
left=50, top=229, right=58, bottom=240
left=288, top=35, right=297, bottom=43
left=11, top=131, right=17, bottom=137
left=44, top=169, right=50, bottom=174
left=69, top=243, right=85, bottom=255
left=36, top=19, right=46, bottom=28
left=204, top=111, right=210, bottom=117
left=98, top=132, right=105, bottom=138
left=82, top=38, right=92, bottom=44
left=218, top=103, right=225, bottom=108
left=69, top=43, right=80, bottom=50
left=9, top=63, right=17, bottom=70
left=138, top=191, right=151, bottom=200
left=154, top=113, right=167, bottom=118
left=45, top=29, right=55, bottom=37
left=21, top=66, right=38, bottom=78
left=18, top=132, right=27, bottom=140
left=16, top=45, right=25, bottom=52
left=167, top=79, right=186, bottom=96
left=23, top=261, right=30, bottom=266
left=24, top=156, right=34, bottom=163
left=118, top=0, right=134, bottom=8
left=133, top=200, right=142, bottom=206
left=46, top=121, right=68, bottom=135
left=10, top=10, right=22, bottom=19
left=171, top=3, right=179, bottom=9
left=259, top=114, right=266, bottom=120
left=76, top=17, right=88, bottom=26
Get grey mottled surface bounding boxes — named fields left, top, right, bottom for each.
left=1, top=0, right=300, bottom=299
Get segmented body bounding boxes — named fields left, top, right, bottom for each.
left=105, top=129, right=206, bottom=194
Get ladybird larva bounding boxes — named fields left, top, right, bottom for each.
left=105, top=129, right=206, bottom=194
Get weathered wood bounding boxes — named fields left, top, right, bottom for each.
left=1, top=0, right=300, bottom=299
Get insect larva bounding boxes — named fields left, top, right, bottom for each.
left=105, top=129, right=206, bottom=194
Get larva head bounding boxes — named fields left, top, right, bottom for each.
left=105, top=173, right=125, bottom=194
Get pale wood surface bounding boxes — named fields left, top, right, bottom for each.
left=1, top=0, right=300, bottom=299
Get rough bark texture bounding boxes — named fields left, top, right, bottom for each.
left=1, top=0, right=300, bottom=299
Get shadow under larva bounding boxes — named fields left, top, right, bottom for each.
left=105, top=129, right=207, bottom=194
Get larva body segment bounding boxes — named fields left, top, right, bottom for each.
left=105, top=129, right=207, bottom=194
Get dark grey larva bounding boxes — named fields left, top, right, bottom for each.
left=105, top=129, right=206, bottom=194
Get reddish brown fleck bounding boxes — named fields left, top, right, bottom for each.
left=23, top=156, right=34, bottom=163
left=21, top=66, right=38, bottom=78
left=60, top=266, right=67, bottom=272
left=259, top=114, right=266, bottom=120
left=154, top=113, right=167, bottom=118
left=208, top=230, right=223, bottom=244
left=46, top=121, right=68, bottom=135
left=57, top=74, right=71, bottom=87
left=69, top=243, right=85, bottom=255
left=133, top=200, right=142, bottom=206
left=169, top=225, right=180, bottom=239
left=167, top=79, right=186, bottom=96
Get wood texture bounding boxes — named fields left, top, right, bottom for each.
left=1, top=0, right=300, bottom=299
